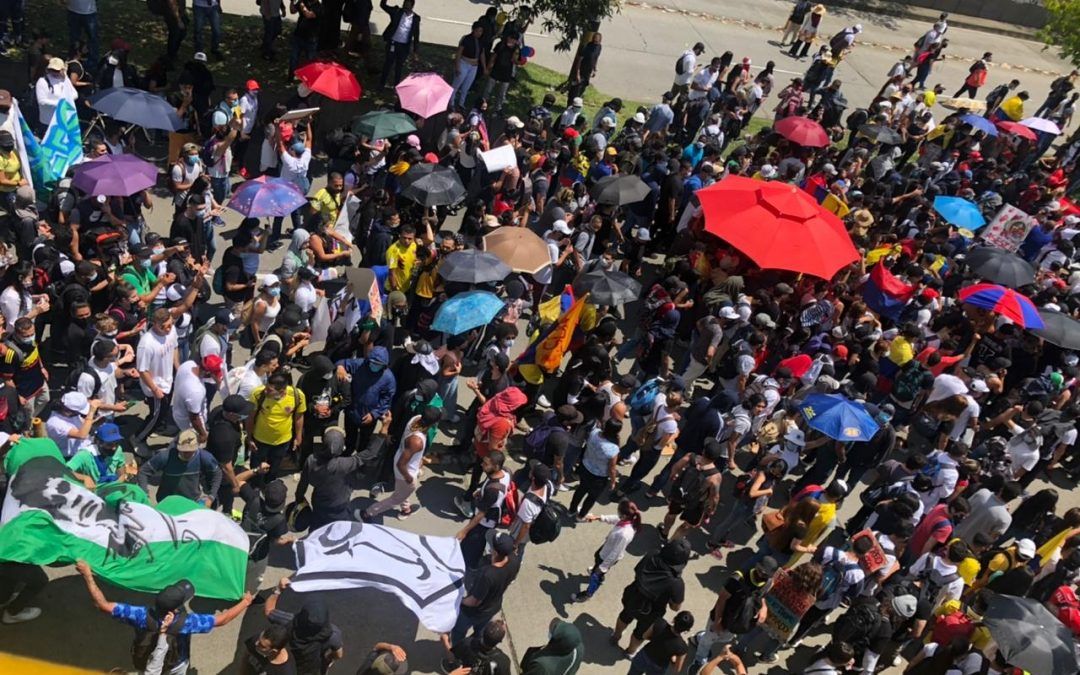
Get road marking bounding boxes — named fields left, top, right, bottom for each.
left=428, top=15, right=549, bottom=40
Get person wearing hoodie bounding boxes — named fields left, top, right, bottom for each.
left=461, top=386, right=528, bottom=495
left=613, top=538, right=690, bottom=656
left=296, top=355, right=350, bottom=466
left=336, top=345, right=397, bottom=456
left=520, top=619, right=584, bottom=675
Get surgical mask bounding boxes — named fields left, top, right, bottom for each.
left=17, top=336, right=34, bottom=347
left=502, top=339, right=514, bottom=348
left=267, top=287, right=281, bottom=297
left=695, top=141, right=705, bottom=149
left=21, top=279, right=32, bottom=289
left=152, top=246, right=165, bottom=256
left=104, top=330, right=118, bottom=339
left=185, top=155, right=199, bottom=166
left=369, top=362, right=385, bottom=373
left=322, top=372, right=333, bottom=381
left=140, top=259, right=152, bottom=269
left=88, top=273, right=98, bottom=283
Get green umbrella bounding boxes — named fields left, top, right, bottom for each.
left=350, top=110, right=417, bottom=140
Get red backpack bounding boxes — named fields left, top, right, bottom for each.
left=499, top=480, right=521, bottom=528
left=930, top=609, right=974, bottom=646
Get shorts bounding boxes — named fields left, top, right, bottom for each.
left=667, top=498, right=707, bottom=526
left=619, top=585, right=662, bottom=639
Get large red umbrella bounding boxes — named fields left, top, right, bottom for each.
left=698, top=176, right=859, bottom=279
left=995, top=120, right=1037, bottom=142
left=295, top=61, right=362, bottom=101
left=774, top=116, right=830, bottom=147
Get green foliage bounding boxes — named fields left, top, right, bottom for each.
left=498, top=0, right=621, bottom=52
left=1040, top=0, right=1080, bottom=67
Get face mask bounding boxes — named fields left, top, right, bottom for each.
left=502, top=339, right=514, bottom=348
left=140, top=259, right=152, bottom=269
left=104, top=330, right=118, bottom=339
left=17, top=336, right=35, bottom=347
left=88, top=273, right=98, bottom=283
left=695, top=142, right=705, bottom=149
left=152, top=246, right=165, bottom=256
left=369, top=362, right=385, bottom=373
left=267, top=287, right=281, bottom=297
left=186, top=155, right=199, bottom=166
left=322, top=372, right=333, bottom=381
left=196, top=208, right=209, bottom=219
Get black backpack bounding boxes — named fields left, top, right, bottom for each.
left=722, top=575, right=766, bottom=635
left=64, top=364, right=101, bottom=399
left=675, top=53, right=688, bottom=75
left=834, top=600, right=882, bottom=654
left=672, top=455, right=717, bottom=505
left=527, top=491, right=565, bottom=545
left=716, top=341, right=746, bottom=380
left=131, top=612, right=187, bottom=671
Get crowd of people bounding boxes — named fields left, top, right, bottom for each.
left=2, top=0, right=1080, bottom=674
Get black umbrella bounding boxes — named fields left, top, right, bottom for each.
left=438, top=250, right=511, bottom=284
left=1032, top=309, right=1080, bottom=350
left=983, top=593, right=1079, bottom=674
left=399, top=163, right=466, bottom=207
left=572, top=270, right=642, bottom=305
left=858, top=124, right=903, bottom=145
left=965, top=245, right=1037, bottom=288
left=88, top=87, right=185, bottom=131
left=590, top=175, right=651, bottom=206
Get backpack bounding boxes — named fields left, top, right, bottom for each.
left=733, top=469, right=758, bottom=501
left=64, top=364, right=101, bottom=399
left=716, top=341, right=747, bottom=380
left=521, top=412, right=559, bottom=459
left=833, top=601, right=881, bottom=654
left=672, top=455, right=717, bottom=505
left=819, top=548, right=863, bottom=602
left=675, top=53, right=688, bottom=75
left=892, top=360, right=929, bottom=402
left=860, top=474, right=914, bottom=506
left=829, top=30, right=851, bottom=53
left=242, top=507, right=287, bottom=562
left=200, top=136, right=220, bottom=167
left=914, top=566, right=959, bottom=608
left=527, top=493, right=565, bottom=544
left=722, top=575, right=767, bottom=635
left=131, top=612, right=187, bottom=671
left=930, top=609, right=975, bottom=646
left=627, top=377, right=662, bottom=416
left=478, top=476, right=520, bottom=528
left=211, top=266, right=225, bottom=295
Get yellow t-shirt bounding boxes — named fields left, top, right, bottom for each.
left=888, top=336, right=915, bottom=366
left=1000, top=96, right=1024, bottom=121
left=385, top=240, right=418, bottom=293
left=250, top=385, right=307, bottom=445
left=0, top=151, right=21, bottom=193
left=309, top=188, right=342, bottom=227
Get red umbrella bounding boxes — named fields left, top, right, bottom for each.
left=995, top=120, right=1037, bottom=142
left=774, top=116, right=830, bottom=147
left=958, top=283, right=1044, bottom=328
left=295, top=61, right=362, bottom=101
left=698, top=175, right=859, bottom=279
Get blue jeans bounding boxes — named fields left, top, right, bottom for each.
left=210, top=175, right=230, bottom=204
left=290, top=33, right=317, bottom=75
left=736, top=624, right=782, bottom=660
left=203, top=218, right=217, bottom=262
left=192, top=5, right=222, bottom=53
left=67, top=10, right=98, bottom=73
left=450, top=608, right=496, bottom=646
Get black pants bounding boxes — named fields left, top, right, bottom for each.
left=954, top=84, right=979, bottom=98
left=788, top=39, right=811, bottom=58
left=0, top=562, right=47, bottom=614
left=344, top=415, right=376, bottom=457
left=570, top=470, right=608, bottom=517
left=381, top=41, right=409, bottom=86
left=134, top=391, right=174, bottom=443
left=252, top=440, right=292, bottom=483
left=461, top=524, right=493, bottom=569
left=790, top=603, right=830, bottom=644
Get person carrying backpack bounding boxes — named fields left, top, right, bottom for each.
left=508, top=463, right=556, bottom=559
left=522, top=405, right=582, bottom=490
left=658, top=440, right=723, bottom=542
left=688, top=556, right=778, bottom=672
left=612, top=539, right=690, bottom=657
left=790, top=538, right=872, bottom=646
left=75, top=559, right=253, bottom=675
left=456, top=451, right=514, bottom=570
left=833, top=593, right=917, bottom=673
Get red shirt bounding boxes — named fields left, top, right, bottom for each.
left=910, top=503, right=953, bottom=555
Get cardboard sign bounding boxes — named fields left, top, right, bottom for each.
left=982, top=204, right=1035, bottom=252
left=279, top=107, right=320, bottom=122
left=852, top=529, right=887, bottom=574
left=479, top=144, right=517, bottom=173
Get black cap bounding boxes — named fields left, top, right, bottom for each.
left=754, top=556, right=779, bottom=578
left=555, top=404, right=583, bottom=425
left=0, top=130, right=14, bottom=150
left=492, top=533, right=516, bottom=556
left=263, top=480, right=287, bottom=512
left=420, top=406, right=443, bottom=426
left=223, top=394, right=254, bottom=417
left=155, top=579, right=195, bottom=614
left=214, top=307, right=234, bottom=326
left=531, top=463, right=553, bottom=484
left=130, top=243, right=151, bottom=257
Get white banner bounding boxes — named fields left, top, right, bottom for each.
left=291, top=522, right=466, bottom=633
left=982, top=204, right=1036, bottom=252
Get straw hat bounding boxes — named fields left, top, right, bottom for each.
left=812, top=4, right=826, bottom=14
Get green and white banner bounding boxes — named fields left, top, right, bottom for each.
left=0, top=439, right=248, bottom=600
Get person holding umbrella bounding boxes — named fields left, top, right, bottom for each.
left=272, top=118, right=313, bottom=244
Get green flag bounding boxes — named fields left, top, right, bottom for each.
left=0, top=438, right=248, bottom=600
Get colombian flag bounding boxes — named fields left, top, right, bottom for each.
left=862, top=263, right=915, bottom=321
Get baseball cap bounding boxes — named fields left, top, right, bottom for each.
left=155, top=579, right=195, bottom=614
left=492, top=533, right=516, bottom=556
left=755, top=313, right=777, bottom=329
left=406, top=134, right=421, bottom=148
left=201, top=354, right=224, bottom=378
left=96, top=423, right=123, bottom=444
left=552, top=219, right=572, bottom=235
left=213, top=307, right=234, bottom=327
left=223, top=394, right=254, bottom=417
left=784, top=428, right=806, bottom=446
left=666, top=374, right=687, bottom=392
left=260, top=273, right=281, bottom=289
left=211, top=110, right=229, bottom=127
left=364, top=651, right=409, bottom=675
left=177, top=430, right=200, bottom=453
left=892, top=594, right=917, bottom=619
left=246, top=79, right=260, bottom=91
left=600, top=117, right=615, bottom=128
left=718, top=306, right=739, bottom=320
left=61, top=391, right=90, bottom=416
left=262, top=480, right=288, bottom=513
left=632, top=112, right=646, bottom=124
left=970, top=379, right=990, bottom=394
left=754, top=556, right=779, bottom=578
left=130, top=243, right=151, bottom=257
left=775, top=282, right=794, bottom=295
left=505, top=116, right=525, bottom=129
left=193, top=52, right=208, bottom=63
left=47, top=57, right=65, bottom=71
left=571, top=96, right=584, bottom=107
left=1016, top=538, right=1037, bottom=560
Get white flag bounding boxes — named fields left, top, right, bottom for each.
left=291, top=522, right=466, bottom=633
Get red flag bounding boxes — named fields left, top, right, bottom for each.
left=869, top=263, right=916, bottom=301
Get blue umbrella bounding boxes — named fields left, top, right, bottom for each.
left=226, top=176, right=309, bottom=217
left=799, top=393, right=880, bottom=441
left=88, top=87, right=185, bottom=131
left=959, top=113, right=998, bottom=136
left=933, top=195, right=987, bottom=230
left=431, top=291, right=505, bottom=335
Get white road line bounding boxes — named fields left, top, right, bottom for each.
left=428, top=15, right=550, bottom=40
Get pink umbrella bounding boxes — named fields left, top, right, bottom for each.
left=395, top=72, right=453, bottom=119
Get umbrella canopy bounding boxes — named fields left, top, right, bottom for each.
left=438, top=250, right=511, bottom=284
left=431, top=290, right=505, bottom=335
left=698, top=176, right=859, bottom=279
left=959, top=283, right=1044, bottom=329
left=959, top=113, right=998, bottom=136
left=350, top=110, right=417, bottom=140
left=1022, top=117, right=1062, bottom=135
left=483, top=227, right=551, bottom=275
left=571, top=270, right=642, bottom=305
left=964, top=246, right=1036, bottom=288
left=399, top=163, right=466, bottom=207
left=295, top=61, right=362, bottom=101
left=799, top=393, right=880, bottom=442
left=71, top=154, right=158, bottom=196
left=932, top=195, right=986, bottom=230
left=88, top=87, right=185, bottom=131
left=857, top=124, right=903, bottom=145
left=1031, top=309, right=1080, bottom=350
left=226, top=176, right=309, bottom=218
left=983, top=594, right=1079, bottom=675
left=395, top=72, right=453, bottom=119
left=590, top=175, right=651, bottom=206
left=939, top=96, right=986, bottom=112
left=773, top=116, right=830, bottom=147
left=996, top=120, right=1038, bottom=141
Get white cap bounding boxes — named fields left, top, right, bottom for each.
left=62, top=391, right=90, bottom=416
left=718, top=306, right=739, bottom=320
left=260, top=273, right=281, bottom=289
left=552, top=219, right=572, bottom=236
left=600, top=117, right=615, bottom=128
left=212, top=110, right=229, bottom=127
left=193, top=52, right=208, bottom=63
left=571, top=96, right=584, bottom=107
left=59, top=260, right=76, bottom=276
left=632, top=112, right=646, bottom=124
left=635, top=227, right=652, bottom=242
left=784, top=427, right=806, bottom=446
left=177, top=429, right=200, bottom=453
left=1016, top=538, right=1037, bottom=560
left=853, top=23, right=863, bottom=33
left=823, top=163, right=838, bottom=176
left=970, top=379, right=990, bottom=394
left=760, top=164, right=778, bottom=179
left=505, top=116, right=525, bottom=129
left=107, top=55, right=119, bottom=66
left=166, top=284, right=185, bottom=303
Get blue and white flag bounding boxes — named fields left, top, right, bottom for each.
left=41, top=98, right=83, bottom=181
left=16, top=106, right=51, bottom=196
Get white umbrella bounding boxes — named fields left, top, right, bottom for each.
left=1021, top=117, right=1062, bottom=135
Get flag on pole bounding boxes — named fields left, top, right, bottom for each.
left=40, top=98, right=83, bottom=181
left=0, top=438, right=249, bottom=600
left=16, top=109, right=50, bottom=196
left=2, top=100, right=35, bottom=192
left=534, top=293, right=588, bottom=373
left=291, top=521, right=465, bottom=632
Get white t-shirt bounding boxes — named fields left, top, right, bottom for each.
left=46, top=413, right=92, bottom=459
left=918, top=643, right=998, bottom=675
left=688, top=68, right=718, bottom=101
left=239, top=93, right=259, bottom=135
left=77, top=361, right=118, bottom=408
left=533, top=239, right=559, bottom=284
left=279, top=148, right=312, bottom=191
left=136, top=327, right=179, bottom=396
left=0, top=285, right=28, bottom=327
left=674, top=50, right=697, bottom=86
left=910, top=553, right=964, bottom=606
left=171, top=360, right=207, bottom=432
left=510, top=483, right=552, bottom=540
left=294, top=281, right=318, bottom=314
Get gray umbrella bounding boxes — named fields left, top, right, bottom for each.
left=400, top=163, right=466, bottom=207
left=965, top=245, right=1037, bottom=288
left=88, top=87, right=185, bottom=131
left=1032, top=309, right=1080, bottom=350
left=572, top=270, right=642, bottom=305
left=438, top=250, right=511, bottom=284
left=590, top=175, right=651, bottom=206
left=858, top=124, right=903, bottom=145
left=983, top=593, right=1079, bottom=675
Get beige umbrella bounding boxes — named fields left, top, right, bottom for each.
left=482, top=227, right=552, bottom=275
left=940, top=96, right=987, bottom=112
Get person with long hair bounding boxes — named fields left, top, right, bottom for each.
left=572, top=499, right=642, bottom=602
left=735, top=561, right=824, bottom=664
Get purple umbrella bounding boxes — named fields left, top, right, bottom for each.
left=72, top=154, right=158, bottom=196
left=226, top=176, right=309, bottom=217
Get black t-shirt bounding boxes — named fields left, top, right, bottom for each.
left=969, top=331, right=1010, bottom=369
left=170, top=213, right=207, bottom=262
left=639, top=618, right=687, bottom=666
left=242, top=636, right=298, bottom=675
left=459, top=33, right=481, bottom=60
left=451, top=637, right=513, bottom=675
left=294, top=0, right=321, bottom=40
left=207, top=407, right=244, bottom=467
left=240, top=484, right=289, bottom=540
left=302, top=454, right=363, bottom=511
left=65, top=321, right=92, bottom=362
left=221, top=247, right=254, bottom=303
left=542, top=428, right=572, bottom=468
left=465, top=557, right=521, bottom=617
left=489, top=41, right=517, bottom=82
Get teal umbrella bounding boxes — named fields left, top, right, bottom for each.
left=350, top=110, right=417, bottom=140
left=432, top=291, right=504, bottom=335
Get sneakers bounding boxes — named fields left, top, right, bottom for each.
left=570, top=591, right=590, bottom=603
left=370, top=483, right=388, bottom=498
left=454, top=495, right=475, bottom=518
left=557, top=483, right=571, bottom=492
left=2, top=607, right=41, bottom=624
left=759, top=654, right=779, bottom=664
left=536, top=394, right=552, bottom=408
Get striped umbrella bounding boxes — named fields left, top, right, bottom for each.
left=958, top=283, right=1044, bottom=329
